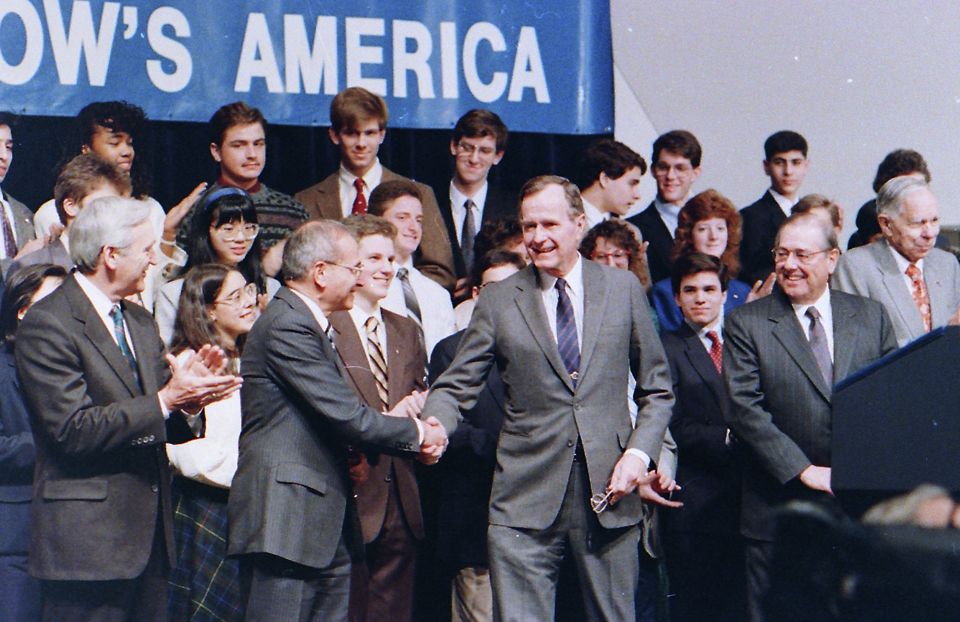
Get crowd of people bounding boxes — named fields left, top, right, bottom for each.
left=0, top=85, right=954, bottom=622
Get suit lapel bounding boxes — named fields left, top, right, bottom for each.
left=678, top=324, right=724, bottom=407
left=124, top=301, right=159, bottom=394
left=875, top=240, right=923, bottom=331
left=514, top=267, right=574, bottom=392
left=578, top=260, right=606, bottom=385
left=383, top=312, right=410, bottom=410
left=328, top=312, right=382, bottom=409
left=769, top=291, right=831, bottom=401
left=831, top=293, right=859, bottom=383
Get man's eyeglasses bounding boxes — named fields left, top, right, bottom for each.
left=212, top=223, right=260, bottom=241
left=591, top=250, right=630, bottom=262
left=323, top=261, right=363, bottom=278
left=771, top=247, right=831, bottom=264
left=590, top=490, right=614, bottom=514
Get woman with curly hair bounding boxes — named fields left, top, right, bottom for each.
left=650, top=189, right=767, bottom=333
left=579, top=218, right=653, bottom=291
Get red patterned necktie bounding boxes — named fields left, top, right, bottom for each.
left=352, top=177, right=367, bottom=214
left=906, top=264, right=931, bottom=332
left=706, top=330, right=722, bottom=374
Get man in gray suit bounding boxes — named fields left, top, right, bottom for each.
left=833, top=176, right=960, bottom=347
left=228, top=220, right=450, bottom=622
left=724, top=212, right=896, bottom=622
left=0, top=112, right=38, bottom=275
left=422, top=175, right=675, bottom=622
left=16, top=196, right=241, bottom=622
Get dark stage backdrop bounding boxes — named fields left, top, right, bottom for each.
left=3, top=115, right=609, bottom=215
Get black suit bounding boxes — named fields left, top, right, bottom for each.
left=435, top=184, right=516, bottom=279
left=740, top=191, right=785, bottom=286
left=660, top=324, right=744, bottom=622
left=626, top=201, right=674, bottom=284
left=16, top=275, right=174, bottom=622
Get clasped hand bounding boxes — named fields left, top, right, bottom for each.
left=605, top=453, right=683, bottom=508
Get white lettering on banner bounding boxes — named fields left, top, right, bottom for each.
left=439, top=21, right=457, bottom=99
left=0, top=0, right=44, bottom=85
left=146, top=7, right=191, bottom=93
left=121, top=6, right=136, bottom=39
left=284, top=14, right=337, bottom=95
left=462, top=22, right=507, bottom=103
left=508, top=26, right=549, bottom=103
left=235, top=12, right=284, bottom=93
left=44, top=0, right=120, bottom=86
left=345, top=17, right=386, bottom=95
left=393, top=19, right=433, bottom=98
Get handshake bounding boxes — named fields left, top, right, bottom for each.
left=385, top=390, right=448, bottom=465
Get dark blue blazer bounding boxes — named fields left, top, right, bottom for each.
left=739, top=191, right=785, bottom=286
left=626, top=201, right=675, bottom=284
left=0, top=348, right=36, bottom=554
left=435, top=184, right=517, bottom=279
left=650, top=278, right=752, bottom=334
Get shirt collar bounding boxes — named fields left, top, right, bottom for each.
left=289, top=287, right=329, bottom=332
left=887, top=241, right=924, bottom=274
left=74, top=271, right=120, bottom=320
left=769, top=188, right=797, bottom=216
left=538, top=254, right=584, bottom=294
left=791, top=287, right=832, bottom=320
left=217, top=177, right=260, bottom=195
left=654, top=196, right=683, bottom=221
left=340, top=159, right=383, bottom=189
left=581, top=198, right=605, bottom=229
left=349, top=304, right=384, bottom=333
left=450, top=180, right=488, bottom=214
left=393, top=256, right=415, bottom=272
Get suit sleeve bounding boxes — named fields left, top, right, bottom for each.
left=722, top=308, right=812, bottom=484
left=0, top=374, right=35, bottom=471
left=264, top=311, right=421, bottom=455
left=831, top=253, right=867, bottom=297
left=15, top=307, right=167, bottom=456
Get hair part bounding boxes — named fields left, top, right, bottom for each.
left=775, top=211, right=838, bottom=251
left=473, top=217, right=524, bottom=261
left=470, top=248, right=526, bottom=288
left=0, top=111, right=18, bottom=130
left=208, top=101, right=267, bottom=147
left=54, top=153, right=132, bottom=225
left=670, top=252, right=729, bottom=295
left=330, top=87, right=388, bottom=133
left=652, top=130, right=702, bottom=168
left=518, top=175, right=584, bottom=220
left=70, top=196, right=152, bottom=273
left=170, top=264, right=245, bottom=364
left=873, top=149, right=930, bottom=193
left=577, top=139, right=647, bottom=190
left=0, top=263, right=67, bottom=346
left=792, top=194, right=841, bottom=230
left=671, top=189, right=742, bottom=277
left=367, top=179, right=423, bottom=217
left=452, top=109, right=508, bottom=153
left=764, top=130, right=808, bottom=160
left=282, top=220, right=350, bottom=282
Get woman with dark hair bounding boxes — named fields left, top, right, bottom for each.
left=0, top=263, right=66, bottom=621
left=166, top=264, right=258, bottom=622
left=579, top=218, right=653, bottom=291
left=650, top=189, right=765, bottom=333
left=154, top=188, right=279, bottom=344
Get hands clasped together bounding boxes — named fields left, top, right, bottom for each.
left=158, top=344, right=243, bottom=414
left=383, top=390, right=448, bottom=465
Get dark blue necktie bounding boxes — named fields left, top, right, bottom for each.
left=110, top=303, right=141, bottom=388
left=555, top=278, right=580, bottom=385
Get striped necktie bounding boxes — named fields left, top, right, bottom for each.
left=805, top=307, right=833, bottom=386
left=396, top=267, right=426, bottom=352
left=365, top=316, right=389, bottom=410
left=555, top=278, right=580, bottom=385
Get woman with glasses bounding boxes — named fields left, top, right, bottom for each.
left=166, top=264, right=259, bottom=622
left=154, top=187, right=279, bottom=344
left=650, top=189, right=769, bottom=334
left=579, top=218, right=654, bottom=292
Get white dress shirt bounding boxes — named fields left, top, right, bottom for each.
left=654, top=197, right=682, bottom=239
left=338, top=160, right=384, bottom=218
left=382, top=258, right=456, bottom=361
left=348, top=305, right=388, bottom=370
left=792, top=288, right=834, bottom=361
left=770, top=188, right=798, bottom=218
left=450, top=181, right=488, bottom=245
left=887, top=243, right=926, bottom=296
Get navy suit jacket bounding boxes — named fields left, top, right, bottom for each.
left=626, top=201, right=675, bottom=284
left=436, top=183, right=516, bottom=279
left=0, top=349, right=35, bottom=554
left=740, top=191, right=785, bottom=286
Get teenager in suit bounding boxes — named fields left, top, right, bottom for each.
left=833, top=176, right=960, bottom=348
left=422, top=176, right=675, bottom=622
left=739, top=131, right=810, bottom=285
left=295, top=87, right=455, bottom=292
left=724, top=212, right=896, bottom=622
left=626, top=130, right=702, bottom=284
left=0, top=264, right=66, bottom=622
left=436, top=109, right=515, bottom=301
left=0, top=113, right=38, bottom=275
left=327, top=215, right=427, bottom=622
left=577, top=139, right=645, bottom=230
left=659, top=253, right=745, bottom=622
left=227, top=220, right=450, bottom=622
left=16, top=197, right=241, bottom=622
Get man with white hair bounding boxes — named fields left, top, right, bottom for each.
left=16, top=196, right=241, bottom=622
left=833, top=176, right=960, bottom=347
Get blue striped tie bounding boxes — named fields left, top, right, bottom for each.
left=555, top=278, right=580, bottom=385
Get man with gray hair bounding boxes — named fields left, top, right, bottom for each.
left=834, top=176, right=960, bottom=347
left=16, top=196, right=242, bottom=622
left=228, top=220, right=450, bottom=622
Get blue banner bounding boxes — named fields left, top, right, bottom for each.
left=0, top=0, right=613, bottom=134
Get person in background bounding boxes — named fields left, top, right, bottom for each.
left=165, top=264, right=259, bottom=622
left=155, top=188, right=279, bottom=345
left=580, top=218, right=653, bottom=292
left=576, top=139, right=646, bottom=229
left=0, top=263, right=66, bottom=622
left=650, top=189, right=768, bottom=334
left=0, top=112, right=39, bottom=275
left=454, top=218, right=529, bottom=329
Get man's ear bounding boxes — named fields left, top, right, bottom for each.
left=210, top=142, right=222, bottom=163
left=62, top=198, right=80, bottom=220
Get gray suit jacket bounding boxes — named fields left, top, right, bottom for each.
left=228, top=287, right=423, bottom=569
left=833, top=239, right=960, bottom=347
left=0, top=192, right=36, bottom=276
left=723, top=289, right=896, bottom=540
left=422, top=260, right=674, bottom=531
left=295, top=168, right=456, bottom=292
left=15, top=275, right=174, bottom=580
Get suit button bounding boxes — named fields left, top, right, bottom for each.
left=148, top=435, right=155, bottom=442
left=384, top=475, right=392, bottom=483
left=567, top=440, right=575, bottom=448
left=151, top=484, right=158, bottom=493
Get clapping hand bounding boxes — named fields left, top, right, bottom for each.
left=158, top=344, right=242, bottom=412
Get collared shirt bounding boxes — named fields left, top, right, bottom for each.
left=537, top=254, right=585, bottom=347
left=338, top=160, right=384, bottom=218
left=582, top=198, right=608, bottom=230
left=381, top=257, right=456, bottom=361
left=689, top=313, right=724, bottom=354
left=887, top=242, right=926, bottom=296
left=74, top=272, right=171, bottom=418
left=792, top=288, right=834, bottom=360
left=450, top=181, right=488, bottom=244
left=0, top=189, right=20, bottom=259
left=770, top=188, right=798, bottom=218
left=654, top=197, right=682, bottom=239
left=349, top=304, right=387, bottom=369
left=290, top=287, right=330, bottom=333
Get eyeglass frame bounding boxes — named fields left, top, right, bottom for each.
left=590, top=489, right=614, bottom=514
left=210, top=222, right=260, bottom=242
left=212, top=282, right=258, bottom=308
left=591, top=250, right=631, bottom=262
left=771, top=247, right=833, bottom=264
left=321, top=260, right=363, bottom=278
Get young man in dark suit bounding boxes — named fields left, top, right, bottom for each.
left=724, top=212, right=896, bottom=622
left=626, top=130, right=702, bottom=283
left=327, top=214, right=427, bottom=622
left=739, top=130, right=810, bottom=285
left=0, top=112, right=38, bottom=275
left=660, top=252, right=745, bottom=622
left=435, top=109, right=515, bottom=301
left=577, top=139, right=646, bottom=230
left=295, top=87, right=456, bottom=292
left=16, top=196, right=240, bottom=622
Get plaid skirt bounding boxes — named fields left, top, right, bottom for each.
left=167, top=477, right=245, bottom=622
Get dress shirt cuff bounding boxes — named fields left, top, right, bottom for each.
left=625, top=448, right=652, bottom=469
left=158, top=396, right=171, bottom=420
left=413, top=417, right=425, bottom=446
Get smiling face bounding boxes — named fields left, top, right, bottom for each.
left=112, top=220, right=158, bottom=298
left=691, top=216, right=729, bottom=258
left=83, top=124, right=134, bottom=173
left=330, top=117, right=385, bottom=178
left=774, top=219, right=839, bottom=306
left=675, top=270, right=725, bottom=329
left=209, top=217, right=256, bottom=267
left=209, top=270, right=258, bottom=346
left=653, top=151, right=701, bottom=205
left=520, top=183, right=585, bottom=278
left=354, top=233, right=396, bottom=306
left=380, top=196, right=422, bottom=262
left=451, top=135, right=503, bottom=189
left=590, top=237, right=631, bottom=270
left=0, top=124, right=12, bottom=184
left=211, top=122, right=265, bottom=189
